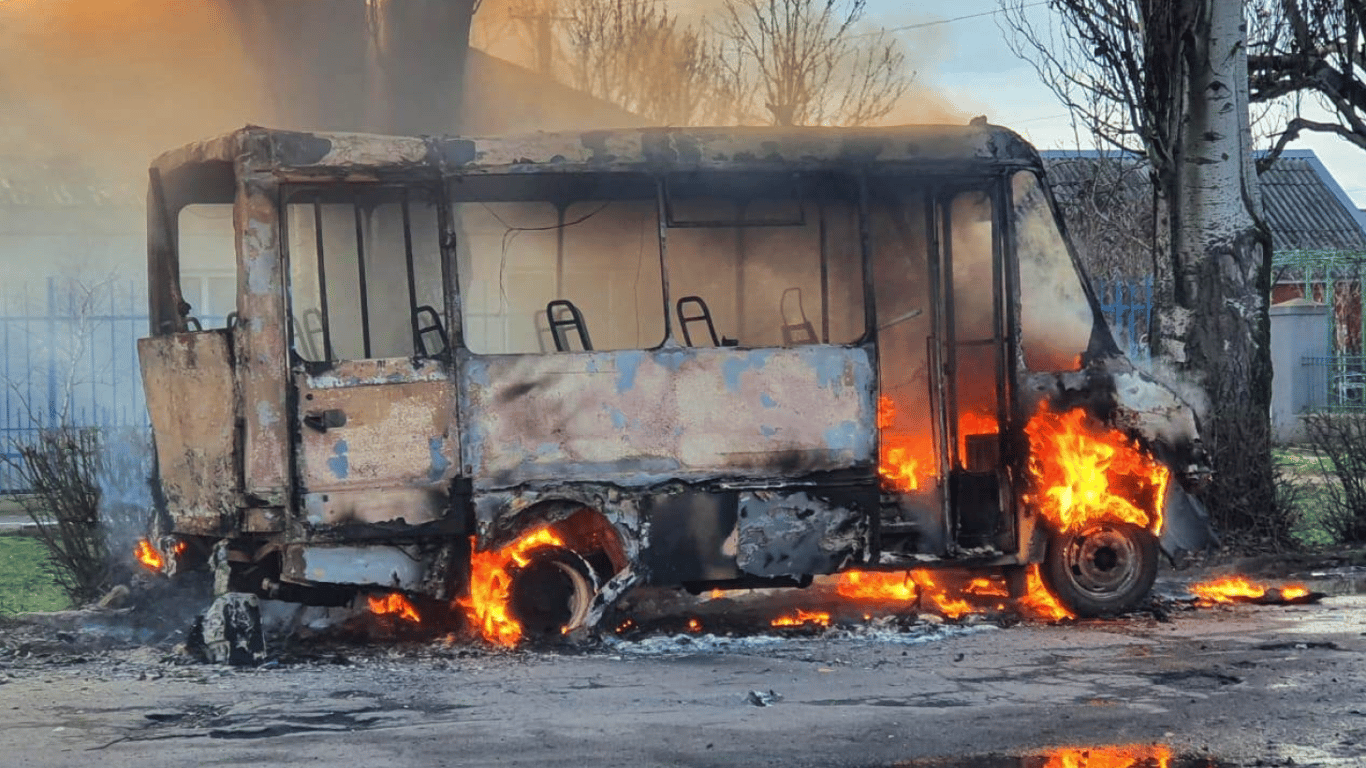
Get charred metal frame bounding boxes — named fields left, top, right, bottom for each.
left=137, top=125, right=1208, bottom=613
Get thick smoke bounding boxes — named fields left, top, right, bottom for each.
left=95, top=426, right=155, bottom=567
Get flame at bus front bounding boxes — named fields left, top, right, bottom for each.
left=457, top=528, right=566, bottom=647
left=1024, top=404, right=1169, bottom=534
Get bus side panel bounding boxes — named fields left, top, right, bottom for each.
left=460, top=345, right=875, bottom=489
left=138, top=331, right=239, bottom=536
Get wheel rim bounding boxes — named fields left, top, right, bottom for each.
left=1060, top=523, right=1144, bottom=601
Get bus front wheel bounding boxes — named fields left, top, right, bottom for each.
left=1041, top=521, right=1158, bottom=617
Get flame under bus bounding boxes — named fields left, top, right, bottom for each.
left=138, top=125, right=1211, bottom=640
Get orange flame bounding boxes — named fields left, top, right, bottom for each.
left=457, top=527, right=566, bottom=646
left=1040, top=744, right=1172, bottom=768
left=878, top=397, right=1002, bottom=491
left=368, top=593, right=421, bottom=623
left=1020, top=565, right=1075, bottom=621
left=877, top=396, right=928, bottom=491
left=957, top=410, right=1000, bottom=461
left=913, top=570, right=972, bottom=619
left=836, top=566, right=1074, bottom=622
left=770, top=609, right=831, bottom=628
left=1025, top=404, right=1169, bottom=534
left=134, top=539, right=163, bottom=571
left=1189, top=576, right=1310, bottom=604
left=834, top=570, right=969, bottom=619
left=966, top=577, right=1009, bottom=597
left=687, top=618, right=702, bottom=632
left=837, top=570, right=917, bottom=601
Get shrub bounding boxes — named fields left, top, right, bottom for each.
left=4, top=427, right=110, bottom=605
left=1303, top=412, right=1366, bottom=544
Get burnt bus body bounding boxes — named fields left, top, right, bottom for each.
left=139, top=124, right=1210, bottom=630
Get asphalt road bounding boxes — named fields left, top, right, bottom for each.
left=1, top=593, right=1364, bottom=768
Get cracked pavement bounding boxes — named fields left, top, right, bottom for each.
left=1, top=593, right=1364, bottom=767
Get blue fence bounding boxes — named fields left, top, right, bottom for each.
left=1094, top=277, right=1154, bottom=361
left=0, top=279, right=150, bottom=493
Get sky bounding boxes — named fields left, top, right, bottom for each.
left=871, top=0, right=1366, bottom=209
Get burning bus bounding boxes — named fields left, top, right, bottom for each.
left=137, top=123, right=1212, bottom=644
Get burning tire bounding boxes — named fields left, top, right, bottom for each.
left=1042, top=521, right=1158, bottom=617
left=507, top=546, right=598, bottom=638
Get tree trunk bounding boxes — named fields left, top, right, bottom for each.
left=223, top=0, right=475, bottom=135
left=1156, top=0, right=1277, bottom=537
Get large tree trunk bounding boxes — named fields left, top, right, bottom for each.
left=1156, top=0, right=1277, bottom=537
left=223, top=0, right=475, bottom=135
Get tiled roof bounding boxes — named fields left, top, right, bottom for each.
left=1259, top=153, right=1366, bottom=253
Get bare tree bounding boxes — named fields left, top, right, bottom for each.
left=562, top=0, right=746, bottom=125
left=1046, top=154, right=1159, bottom=281
left=1248, top=0, right=1366, bottom=165
left=717, top=0, right=910, bottom=126
left=499, top=0, right=911, bottom=126
left=1002, top=0, right=1279, bottom=540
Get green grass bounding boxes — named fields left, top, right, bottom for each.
left=1274, top=447, right=1347, bottom=548
left=0, top=535, right=70, bottom=614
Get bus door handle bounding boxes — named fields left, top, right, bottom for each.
left=304, top=409, right=347, bottom=432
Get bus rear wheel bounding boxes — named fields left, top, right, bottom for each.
left=507, top=546, right=598, bottom=638
left=1042, top=521, right=1158, bottom=617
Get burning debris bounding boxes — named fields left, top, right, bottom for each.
left=833, top=567, right=1074, bottom=623
left=134, top=539, right=163, bottom=571
left=1035, top=744, right=1176, bottom=768
left=770, top=610, right=831, bottom=628
left=883, top=744, right=1230, bottom=767
left=1187, top=576, right=1320, bottom=606
left=134, top=538, right=186, bottom=574
left=367, top=593, right=421, bottom=623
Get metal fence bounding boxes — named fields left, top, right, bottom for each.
left=1302, top=355, right=1366, bottom=412
left=0, top=279, right=150, bottom=492
left=1094, top=277, right=1153, bottom=361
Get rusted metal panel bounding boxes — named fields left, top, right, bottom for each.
left=153, top=125, right=1044, bottom=187
left=294, top=357, right=458, bottom=532
left=235, top=172, right=291, bottom=506
left=137, top=331, right=238, bottom=536
left=282, top=544, right=428, bottom=589
left=735, top=490, right=866, bottom=577
left=460, top=345, right=875, bottom=490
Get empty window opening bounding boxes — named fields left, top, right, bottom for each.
left=452, top=174, right=664, bottom=354
left=286, top=186, right=446, bottom=362
left=665, top=172, right=865, bottom=348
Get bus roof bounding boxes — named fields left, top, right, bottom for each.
left=150, top=123, right=1045, bottom=182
